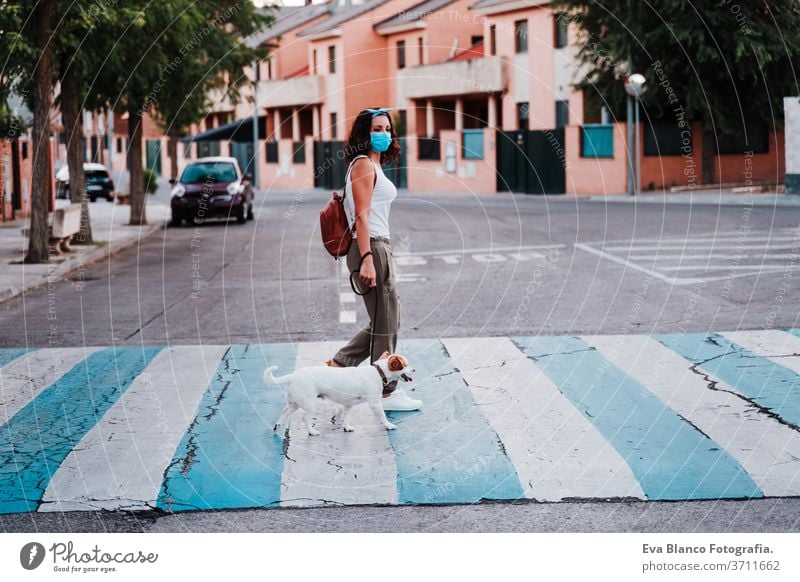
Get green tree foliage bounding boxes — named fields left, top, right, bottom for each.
left=553, top=0, right=800, bottom=181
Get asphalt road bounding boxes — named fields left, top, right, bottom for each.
left=2, top=190, right=800, bottom=532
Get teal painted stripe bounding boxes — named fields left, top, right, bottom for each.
left=0, top=346, right=162, bottom=514
left=0, top=348, right=33, bottom=368
left=654, top=332, right=800, bottom=429
left=388, top=339, right=525, bottom=504
left=512, top=335, right=762, bottom=501
left=157, top=343, right=296, bottom=512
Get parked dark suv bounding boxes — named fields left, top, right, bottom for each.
left=170, top=157, right=254, bottom=226
left=56, top=162, right=116, bottom=202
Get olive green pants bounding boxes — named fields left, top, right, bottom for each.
left=333, top=237, right=400, bottom=391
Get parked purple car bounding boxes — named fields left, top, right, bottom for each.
left=170, top=157, right=254, bottom=226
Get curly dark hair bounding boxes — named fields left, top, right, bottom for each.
left=344, top=108, right=402, bottom=165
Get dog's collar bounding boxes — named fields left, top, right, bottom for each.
left=372, top=363, right=391, bottom=387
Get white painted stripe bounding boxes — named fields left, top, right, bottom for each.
left=656, top=264, right=789, bottom=272
left=584, top=334, right=800, bottom=497
left=394, top=243, right=564, bottom=257
left=603, top=243, right=800, bottom=252
left=602, top=233, right=800, bottom=244
left=340, top=261, right=349, bottom=276
left=38, top=345, right=229, bottom=512
left=626, top=253, right=797, bottom=260
left=279, top=341, right=398, bottom=507
left=339, top=310, right=356, bottom=323
left=718, top=330, right=800, bottom=376
left=340, top=292, right=356, bottom=303
left=442, top=337, right=645, bottom=501
left=575, top=243, right=679, bottom=284
left=0, top=347, right=103, bottom=425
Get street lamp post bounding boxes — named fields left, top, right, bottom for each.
left=251, top=59, right=260, bottom=188
left=625, top=73, right=647, bottom=196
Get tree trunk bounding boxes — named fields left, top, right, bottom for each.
left=25, top=0, right=54, bottom=264
left=61, top=58, right=93, bottom=244
left=701, top=125, right=716, bottom=185
left=168, top=133, right=179, bottom=180
left=128, top=104, right=147, bottom=225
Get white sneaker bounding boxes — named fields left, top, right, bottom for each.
left=382, top=388, right=423, bottom=411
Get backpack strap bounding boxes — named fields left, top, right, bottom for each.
left=343, top=155, right=378, bottom=232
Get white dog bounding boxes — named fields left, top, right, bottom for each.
left=263, top=353, right=415, bottom=436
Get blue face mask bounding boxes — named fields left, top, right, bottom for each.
left=370, top=131, right=392, bottom=153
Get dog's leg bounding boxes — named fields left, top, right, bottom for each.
left=303, top=407, right=321, bottom=436
left=341, top=406, right=356, bottom=432
left=331, top=404, right=345, bottom=425
left=274, top=402, right=298, bottom=432
left=369, top=399, right=397, bottom=431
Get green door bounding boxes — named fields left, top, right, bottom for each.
left=146, top=140, right=162, bottom=176
left=496, top=130, right=565, bottom=194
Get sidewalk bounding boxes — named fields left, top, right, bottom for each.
left=586, top=191, right=800, bottom=205
left=0, top=198, right=170, bottom=304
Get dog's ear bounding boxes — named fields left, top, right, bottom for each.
left=388, top=355, right=404, bottom=371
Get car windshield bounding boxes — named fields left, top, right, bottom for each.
left=180, top=162, right=237, bottom=184
left=85, top=171, right=109, bottom=182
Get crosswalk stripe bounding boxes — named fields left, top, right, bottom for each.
left=444, top=337, right=643, bottom=501
left=0, top=348, right=33, bottom=369
left=513, top=335, right=762, bottom=500
left=278, top=342, right=398, bottom=507
left=629, top=253, right=796, bottom=260
left=717, top=330, right=800, bottom=376
left=390, top=338, right=525, bottom=504
left=38, top=345, right=229, bottom=512
left=605, top=234, right=800, bottom=245
left=584, top=334, right=800, bottom=497
left=655, top=332, right=800, bottom=430
left=1, top=347, right=102, bottom=425
left=0, top=346, right=162, bottom=514
left=156, top=343, right=296, bottom=512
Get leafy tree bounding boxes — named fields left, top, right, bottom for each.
left=553, top=0, right=800, bottom=183
left=93, top=1, right=272, bottom=225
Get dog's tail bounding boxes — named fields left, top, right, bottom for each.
left=263, top=365, right=292, bottom=386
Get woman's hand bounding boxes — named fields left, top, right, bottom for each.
left=360, top=255, right=377, bottom=288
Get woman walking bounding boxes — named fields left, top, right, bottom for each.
left=325, top=107, right=422, bottom=411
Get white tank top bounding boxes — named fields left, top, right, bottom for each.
left=344, top=156, right=397, bottom=240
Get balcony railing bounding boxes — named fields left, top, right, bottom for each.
left=257, top=75, right=325, bottom=108
left=396, top=56, right=506, bottom=100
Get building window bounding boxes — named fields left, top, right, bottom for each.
left=312, top=49, right=317, bottom=74
left=254, top=60, right=261, bottom=82
left=330, top=112, right=337, bottom=139
left=397, top=40, right=406, bottom=69
left=555, top=13, right=569, bottom=48
left=515, top=19, right=528, bottom=53
left=328, top=45, right=336, bottom=74
left=293, top=142, right=306, bottom=164
left=556, top=100, right=569, bottom=129
left=462, top=129, right=484, bottom=160
left=116, top=137, right=123, bottom=154
left=418, top=37, right=424, bottom=64
left=581, top=124, right=614, bottom=158
left=417, top=137, right=440, bottom=160
left=266, top=141, right=279, bottom=163
left=489, top=25, right=496, bottom=56
left=517, top=102, right=529, bottom=130
left=397, top=110, right=407, bottom=136
left=267, top=59, right=272, bottom=80
left=21, top=142, right=28, bottom=159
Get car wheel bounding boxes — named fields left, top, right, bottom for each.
left=247, top=204, right=254, bottom=221
left=169, top=213, right=183, bottom=227
left=106, top=194, right=113, bottom=202
left=236, top=204, right=247, bottom=224
left=90, top=195, right=97, bottom=202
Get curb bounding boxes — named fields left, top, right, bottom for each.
left=0, top=221, right=166, bottom=306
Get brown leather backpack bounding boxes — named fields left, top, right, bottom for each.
left=320, top=155, right=375, bottom=258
